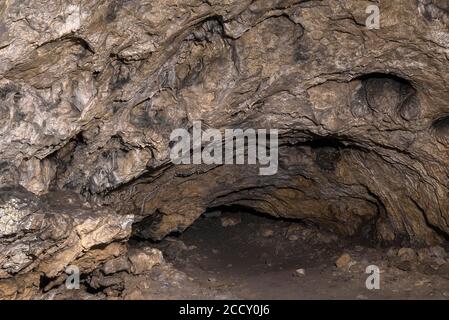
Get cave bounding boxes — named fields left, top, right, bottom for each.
left=148, top=205, right=379, bottom=299
left=1, top=0, right=449, bottom=302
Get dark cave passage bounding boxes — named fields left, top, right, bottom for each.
left=145, top=205, right=383, bottom=299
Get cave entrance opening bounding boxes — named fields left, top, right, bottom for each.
left=150, top=204, right=366, bottom=299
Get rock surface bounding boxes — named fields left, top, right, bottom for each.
left=335, top=253, right=353, bottom=269
left=0, top=186, right=133, bottom=298
left=1, top=0, right=449, bottom=299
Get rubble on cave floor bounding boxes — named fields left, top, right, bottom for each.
left=40, top=248, right=235, bottom=300
left=2, top=198, right=449, bottom=300
left=94, top=212, right=449, bottom=300
left=150, top=210, right=449, bottom=300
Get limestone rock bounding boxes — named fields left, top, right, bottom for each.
left=128, top=248, right=163, bottom=275
left=0, top=186, right=133, bottom=294
left=398, top=248, right=417, bottom=262
left=294, top=268, right=306, bottom=277
left=220, top=214, right=242, bottom=228
left=2, top=0, right=448, bottom=246
left=335, top=254, right=352, bottom=269
left=1, top=0, right=449, bottom=298
left=429, top=246, right=448, bottom=260
left=260, top=227, right=275, bottom=238
left=102, top=256, right=131, bottom=276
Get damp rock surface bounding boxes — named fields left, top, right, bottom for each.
left=1, top=0, right=449, bottom=299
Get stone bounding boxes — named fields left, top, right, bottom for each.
left=102, top=256, right=131, bottom=275
left=387, top=248, right=398, bottom=258
left=0, top=7, right=445, bottom=242
left=417, top=248, right=431, bottom=262
left=76, top=242, right=127, bottom=274
left=335, top=254, right=352, bottom=269
left=396, top=261, right=412, bottom=272
left=0, top=279, right=18, bottom=298
left=285, top=225, right=303, bottom=241
left=0, top=187, right=133, bottom=280
left=398, top=248, right=417, bottom=262
left=316, top=232, right=338, bottom=244
left=414, top=279, right=431, bottom=287
left=220, top=215, right=241, bottom=228
left=103, top=286, right=122, bottom=298
left=89, top=272, right=124, bottom=291
left=260, top=228, right=274, bottom=238
left=128, top=248, right=163, bottom=275
left=429, top=246, right=447, bottom=260
left=348, top=261, right=358, bottom=269
left=432, top=258, right=447, bottom=267
left=159, top=238, right=191, bottom=260
left=294, top=268, right=306, bottom=277
left=203, top=211, right=222, bottom=218
left=3, top=273, right=41, bottom=299
left=124, top=289, right=144, bottom=300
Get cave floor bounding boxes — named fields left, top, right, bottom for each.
left=153, top=211, right=449, bottom=300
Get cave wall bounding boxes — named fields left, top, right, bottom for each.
left=1, top=0, right=449, bottom=291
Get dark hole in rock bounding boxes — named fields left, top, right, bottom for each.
left=39, top=275, right=53, bottom=291
left=431, top=115, right=449, bottom=145
left=131, top=210, right=166, bottom=241
left=142, top=205, right=425, bottom=299
left=310, top=137, right=343, bottom=172
left=350, top=73, right=420, bottom=120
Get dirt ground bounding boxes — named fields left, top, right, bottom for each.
left=152, top=210, right=449, bottom=300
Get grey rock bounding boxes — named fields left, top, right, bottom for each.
left=429, top=246, right=447, bottom=260
left=1, top=0, right=449, bottom=298
left=102, top=257, right=131, bottom=276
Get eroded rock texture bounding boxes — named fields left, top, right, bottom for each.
left=1, top=0, right=449, bottom=298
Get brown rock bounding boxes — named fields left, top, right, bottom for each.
left=0, top=187, right=133, bottom=280
left=1, top=0, right=449, bottom=299
left=396, top=260, right=412, bottom=272
left=128, top=248, right=163, bottom=275
left=335, top=254, right=352, bottom=269
left=417, top=248, right=431, bottom=262
left=260, top=227, right=275, bottom=238
left=124, top=289, right=145, bottom=300
left=398, top=248, right=417, bottom=262
left=294, top=268, right=306, bottom=277
left=429, top=246, right=447, bottom=260
left=102, top=256, right=131, bottom=275
left=387, top=248, right=398, bottom=258
left=0, top=279, right=18, bottom=299
left=220, top=214, right=241, bottom=228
